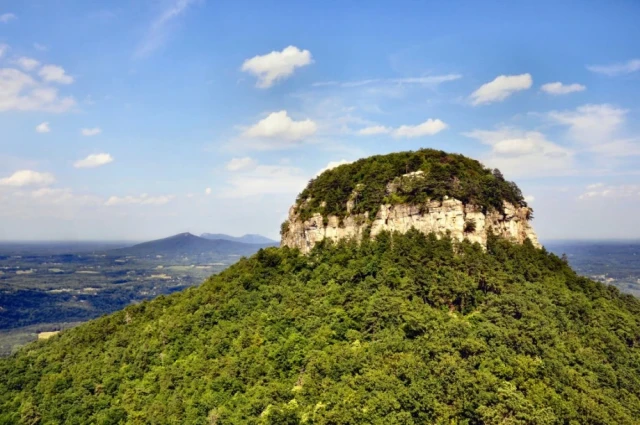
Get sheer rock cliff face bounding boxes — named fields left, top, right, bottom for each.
left=281, top=198, right=540, bottom=254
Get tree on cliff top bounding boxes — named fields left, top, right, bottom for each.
left=295, top=149, right=527, bottom=221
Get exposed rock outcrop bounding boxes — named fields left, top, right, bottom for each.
left=281, top=198, right=539, bottom=254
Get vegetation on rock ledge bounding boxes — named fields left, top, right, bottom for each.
left=2, top=231, right=640, bottom=424
left=295, top=149, right=527, bottom=222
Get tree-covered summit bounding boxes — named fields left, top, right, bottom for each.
left=295, top=149, right=527, bottom=221
left=2, top=231, right=640, bottom=424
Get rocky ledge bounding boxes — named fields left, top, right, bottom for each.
left=281, top=197, right=540, bottom=254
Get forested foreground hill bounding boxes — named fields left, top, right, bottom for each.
left=2, top=232, right=640, bottom=424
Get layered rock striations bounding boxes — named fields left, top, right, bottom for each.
left=281, top=163, right=540, bottom=253
left=281, top=198, right=539, bottom=254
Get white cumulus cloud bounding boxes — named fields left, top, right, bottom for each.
left=358, top=125, right=391, bottom=136
left=243, top=110, right=317, bottom=144
left=0, top=170, right=55, bottom=187
left=393, top=119, right=448, bottom=138
left=0, top=44, right=8, bottom=58
left=358, top=119, right=448, bottom=138
left=74, top=153, right=114, bottom=169
left=316, top=159, right=352, bottom=176
left=226, top=157, right=257, bottom=172
left=14, top=57, right=40, bottom=72
left=39, top=65, right=74, bottom=84
left=81, top=127, right=102, bottom=136
left=470, top=73, right=532, bottom=105
left=541, top=82, right=585, bottom=95
left=587, top=59, right=640, bottom=76
left=0, top=68, right=75, bottom=112
left=35, top=122, right=50, bottom=133
left=241, top=46, right=312, bottom=88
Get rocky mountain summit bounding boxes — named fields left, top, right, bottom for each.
left=281, top=150, right=539, bottom=253
left=3, top=149, right=640, bottom=424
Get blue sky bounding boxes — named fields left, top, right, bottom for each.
left=1, top=0, right=639, bottom=241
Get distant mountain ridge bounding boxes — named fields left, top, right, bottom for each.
left=110, top=232, right=272, bottom=258
left=200, top=233, right=277, bottom=245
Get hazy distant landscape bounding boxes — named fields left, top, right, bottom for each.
left=546, top=240, right=640, bottom=297
left=0, top=233, right=276, bottom=356
left=1, top=233, right=636, bottom=357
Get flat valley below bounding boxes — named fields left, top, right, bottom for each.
left=1, top=238, right=637, bottom=357
left=0, top=234, right=275, bottom=355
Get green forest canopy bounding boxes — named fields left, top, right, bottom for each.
left=2, top=231, right=640, bottom=424
left=294, top=149, right=527, bottom=222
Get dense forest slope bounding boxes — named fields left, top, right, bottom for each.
left=2, top=232, right=640, bottom=424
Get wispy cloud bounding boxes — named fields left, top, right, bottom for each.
left=0, top=13, right=16, bottom=23
left=548, top=104, right=627, bottom=145
left=541, top=82, right=586, bottom=95
left=226, top=157, right=257, bottom=172
left=105, top=194, right=174, bottom=206
left=587, top=59, right=640, bottom=76
left=14, top=57, right=41, bottom=72
left=588, top=138, right=640, bottom=157
left=547, top=104, right=640, bottom=158
left=579, top=184, right=640, bottom=200
left=135, top=0, right=201, bottom=58
left=219, top=164, right=307, bottom=198
left=81, top=127, right=102, bottom=137
left=463, top=127, right=573, bottom=177
left=312, top=74, right=461, bottom=88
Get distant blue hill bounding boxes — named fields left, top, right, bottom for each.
left=110, top=233, right=273, bottom=259
left=200, top=233, right=278, bottom=245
